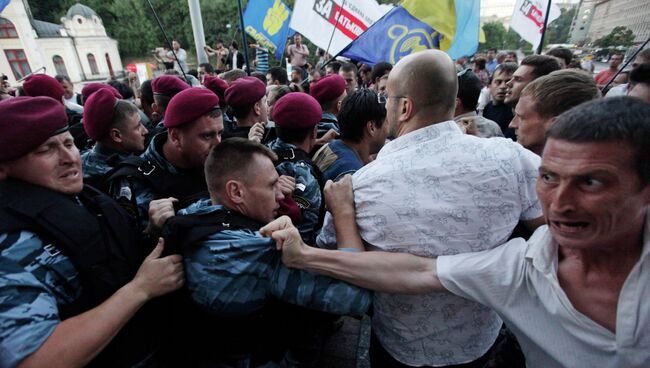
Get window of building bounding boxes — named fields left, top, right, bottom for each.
left=53, top=55, right=68, bottom=77
left=0, top=18, right=18, bottom=38
left=5, top=49, right=31, bottom=80
left=87, top=53, right=99, bottom=75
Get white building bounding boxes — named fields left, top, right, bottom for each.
left=0, top=0, right=123, bottom=85
left=587, top=0, right=650, bottom=44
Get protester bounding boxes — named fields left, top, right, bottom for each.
left=263, top=96, right=650, bottom=368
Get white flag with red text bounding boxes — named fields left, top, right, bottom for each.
left=289, top=0, right=391, bottom=56
left=510, top=0, right=561, bottom=50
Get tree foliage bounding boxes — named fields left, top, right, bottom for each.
left=481, top=21, right=527, bottom=51
left=594, top=26, right=635, bottom=47
left=544, top=7, right=576, bottom=46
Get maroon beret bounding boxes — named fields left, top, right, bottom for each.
left=22, top=74, right=65, bottom=103
left=152, top=75, right=189, bottom=97
left=224, top=76, right=266, bottom=108
left=0, top=96, right=69, bottom=162
left=165, top=88, right=220, bottom=128
left=83, top=88, right=117, bottom=140
left=203, top=76, right=228, bottom=99
left=272, top=92, right=322, bottom=129
left=309, top=74, right=346, bottom=103
left=81, top=83, right=122, bottom=102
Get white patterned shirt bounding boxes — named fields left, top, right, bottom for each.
left=318, top=121, right=541, bottom=366
left=438, top=218, right=650, bottom=368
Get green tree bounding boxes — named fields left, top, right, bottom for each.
left=545, top=7, right=576, bottom=46
left=481, top=21, right=506, bottom=50
left=594, top=26, right=635, bottom=47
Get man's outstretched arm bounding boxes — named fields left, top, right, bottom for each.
left=261, top=217, right=446, bottom=294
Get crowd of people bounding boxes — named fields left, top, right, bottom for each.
left=1, top=35, right=650, bottom=368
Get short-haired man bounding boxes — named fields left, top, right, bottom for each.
left=227, top=41, right=245, bottom=70
left=0, top=96, right=183, bottom=367
left=326, top=61, right=342, bottom=75
left=505, top=55, right=561, bottom=109
left=339, top=62, right=358, bottom=95
left=486, top=48, right=498, bottom=74
left=55, top=74, right=83, bottom=106
left=628, top=62, right=650, bottom=103
left=454, top=69, right=503, bottom=138
left=313, top=89, right=388, bottom=182
left=607, top=48, right=650, bottom=97
left=310, top=74, right=347, bottom=139
left=546, top=47, right=573, bottom=68
left=167, top=40, right=188, bottom=73
left=287, top=34, right=309, bottom=78
left=268, top=93, right=325, bottom=244
left=81, top=89, right=149, bottom=187
left=264, top=96, right=650, bottom=368
left=594, top=52, right=624, bottom=88
left=370, top=62, right=393, bottom=90
left=163, top=138, right=371, bottom=366
left=204, top=39, right=229, bottom=73
left=107, top=88, right=223, bottom=228
left=483, top=62, right=518, bottom=138
left=510, top=69, right=600, bottom=156
left=376, top=74, right=388, bottom=94
left=266, top=66, right=288, bottom=85
left=197, top=62, right=214, bottom=82
left=314, top=50, right=544, bottom=368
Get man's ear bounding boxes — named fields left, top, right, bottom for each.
left=366, top=120, right=376, bottom=137
left=254, top=101, right=262, bottom=116
left=225, top=179, right=245, bottom=204
left=109, top=127, right=122, bottom=143
left=312, top=125, right=318, bottom=139
left=167, top=127, right=182, bottom=148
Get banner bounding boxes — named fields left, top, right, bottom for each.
left=289, top=0, right=389, bottom=56
left=510, top=0, right=560, bottom=50
left=340, top=0, right=480, bottom=65
left=243, top=0, right=295, bottom=59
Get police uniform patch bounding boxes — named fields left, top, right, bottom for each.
left=295, top=183, right=306, bottom=192
left=293, top=196, right=311, bottom=209
left=119, top=186, right=132, bottom=201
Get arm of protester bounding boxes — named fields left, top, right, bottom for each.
left=18, top=239, right=183, bottom=368
left=144, top=197, right=178, bottom=235
left=324, top=176, right=364, bottom=251
left=247, top=122, right=266, bottom=143
left=315, top=129, right=339, bottom=146
left=260, top=217, right=445, bottom=294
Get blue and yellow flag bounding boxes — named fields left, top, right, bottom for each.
left=243, top=0, right=295, bottom=59
left=341, top=0, right=480, bottom=65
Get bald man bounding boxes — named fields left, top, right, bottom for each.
left=316, top=50, right=544, bottom=368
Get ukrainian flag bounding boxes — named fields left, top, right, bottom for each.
left=341, top=0, right=481, bottom=65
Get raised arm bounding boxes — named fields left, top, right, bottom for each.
left=323, top=175, right=364, bottom=251
left=18, top=239, right=183, bottom=368
left=260, top=217, right=445, bottom=294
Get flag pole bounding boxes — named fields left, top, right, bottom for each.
left=536, top=0, right=553, bottom=54
left=237, top=0, right=251, bottom=75
left=324, top=0, right=347, bottom=59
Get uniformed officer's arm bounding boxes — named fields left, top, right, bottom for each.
left=18, top=239, right=184, bottom=368
left=261, top=218, right=445, bottom=294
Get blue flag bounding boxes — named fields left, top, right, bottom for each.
left=0, top=0, right=10, bottom=14
left=340, top=7, right=441, bottom=66
left=341, top=1, right=480, bottom=65
left=243, top=0, right=295, bottom=60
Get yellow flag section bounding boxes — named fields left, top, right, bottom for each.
left=400, top=0, right=481, bottom=58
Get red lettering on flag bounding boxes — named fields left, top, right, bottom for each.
left=328, top=4, right=367, bottom=39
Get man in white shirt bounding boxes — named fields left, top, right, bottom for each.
left=263, top=96, right=650, bottom=368
left=315, top=50, right=544, bottom=368
left=167, top=40, right=188, bottom=73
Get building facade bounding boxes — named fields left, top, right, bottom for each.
left=584, top=0, right=650, bottom=44
left=0, top=0, right=123, bottom=85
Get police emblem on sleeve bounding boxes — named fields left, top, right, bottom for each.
left=293, top=195, right=311, bottom=210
